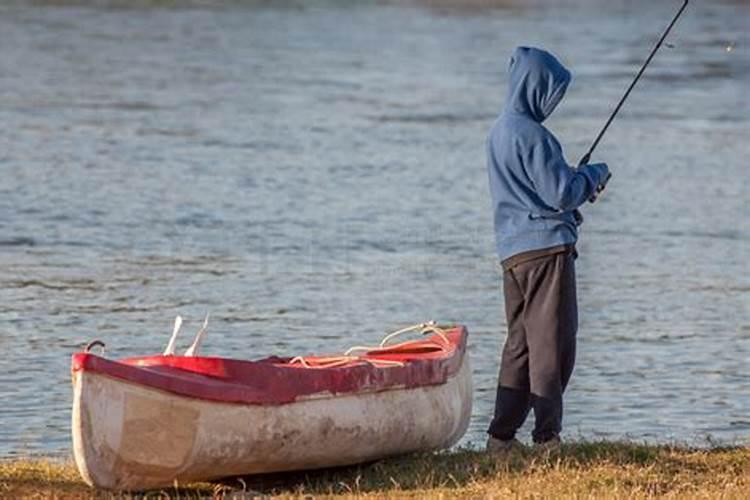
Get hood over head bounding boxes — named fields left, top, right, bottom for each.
left=506, top=46, right=571, bottom=123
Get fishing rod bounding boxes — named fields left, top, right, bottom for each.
left=585, top=0, right=689, bottom=202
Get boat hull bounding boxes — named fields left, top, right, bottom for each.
left=72, top=355, right=472, bottom=490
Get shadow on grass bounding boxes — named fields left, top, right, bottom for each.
left=212, top=441, right=748, bottom=496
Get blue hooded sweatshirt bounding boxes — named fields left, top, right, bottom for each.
left=487, top=47, right=609, bottom=261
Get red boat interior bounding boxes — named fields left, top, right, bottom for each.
left=71, top=325, right=468, bottom=405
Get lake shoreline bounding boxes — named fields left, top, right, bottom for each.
left=2, top=441, right=748, bottom=498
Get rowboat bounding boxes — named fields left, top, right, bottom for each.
left=71, top=322, right=472, bottom=490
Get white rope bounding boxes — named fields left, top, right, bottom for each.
left=379, top=321, right=450, bottom=349
left=345, top=321, right=450, bottom=355
left=163, top=316, right=448, bottom=371
left=289, top=356, right=311, bottom=368
left=287, top=355, right=405, bottom=369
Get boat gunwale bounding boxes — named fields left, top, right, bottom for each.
left=71, top=325, right=468, bottom=406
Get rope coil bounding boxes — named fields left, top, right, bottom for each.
left=289, top=321, right=450, bottom=370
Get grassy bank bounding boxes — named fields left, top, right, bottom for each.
left=1, top=441, right=748, bottom=499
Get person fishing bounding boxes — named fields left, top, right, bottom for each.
left=485, top=46, right=610, bottom=451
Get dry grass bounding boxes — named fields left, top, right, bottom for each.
left=1, top=441, right=748, bottom=499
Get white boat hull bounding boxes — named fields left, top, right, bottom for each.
left=72, top=356, right=472, bottom=490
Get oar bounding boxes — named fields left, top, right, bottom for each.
left=584, top=0, right=690, bottom=203
left=185, top=313, right=210, bottom=357
left=163, top=315, right=183, bottom=356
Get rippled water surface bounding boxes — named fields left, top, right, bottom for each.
left=1, top=0, right=748, bottom=456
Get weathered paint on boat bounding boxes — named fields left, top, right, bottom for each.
left=71, top=326, right=472, bottom=490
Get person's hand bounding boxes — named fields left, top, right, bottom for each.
left=589, top=163, right=611, bottom=203
left=591, top=163, right=610, bottom=186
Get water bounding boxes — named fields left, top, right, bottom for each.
left=0, top=0, right=748, bottom=457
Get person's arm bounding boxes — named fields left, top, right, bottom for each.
left=524, top=134, right=609, bottom=211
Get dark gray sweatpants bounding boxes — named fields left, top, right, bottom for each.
left=487, top=250, right=578, bottom=443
